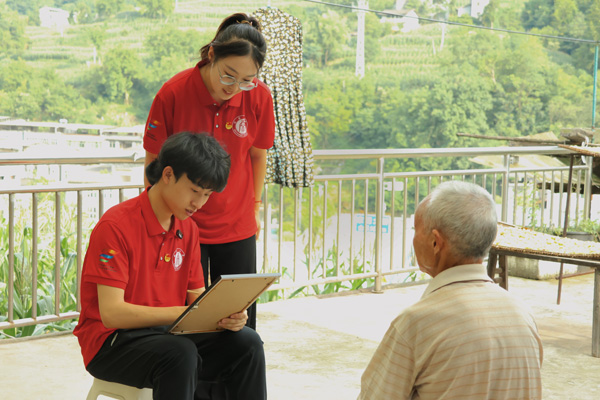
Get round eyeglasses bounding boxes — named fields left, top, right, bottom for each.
left=215, top=64, right=257, bottom=91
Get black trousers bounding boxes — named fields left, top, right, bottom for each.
left=86, top=326, right=266, bottom=400
left=201, top=235, right=257, bottom=330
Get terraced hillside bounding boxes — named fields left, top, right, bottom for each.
left=19, top=0, right=450, bottom=82
left=22, top=0, right=297, bottom=82
left=370, top=23, right=443, bottom=77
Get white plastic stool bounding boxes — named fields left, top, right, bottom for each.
left=86, top=377, right=153, bottom=400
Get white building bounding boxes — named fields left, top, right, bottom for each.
left=0, top=120, right=144, bottom=187
left=39, top=6, right=69, bottom=32
left=458, top=0, right=491, bottom=18
left=380, top=5, right=420, bottom=33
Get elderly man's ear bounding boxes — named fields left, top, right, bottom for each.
left=432, top=229, right=445, bottom=255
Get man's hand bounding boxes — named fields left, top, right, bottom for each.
left=218, top=310, right=248, bottom=332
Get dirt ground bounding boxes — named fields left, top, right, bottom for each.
left=1, top=274, right=599, bottom=399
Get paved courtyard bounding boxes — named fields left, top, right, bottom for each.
left=1, top=273, right=599, bottom=399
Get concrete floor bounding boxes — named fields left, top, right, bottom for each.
left=1, top=274, right=600, bottom=399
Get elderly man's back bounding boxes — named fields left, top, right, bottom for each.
left=359, top=264, right=543, bottom=399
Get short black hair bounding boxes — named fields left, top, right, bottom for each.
left=145, top=132, right=230, bottom=192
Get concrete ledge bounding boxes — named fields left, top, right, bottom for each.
left=507, top=256, right=580, bottom=280
left=1, top=276, right=600, bottom=399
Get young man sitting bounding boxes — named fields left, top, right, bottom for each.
left=74, top=132, right=266, bottom=400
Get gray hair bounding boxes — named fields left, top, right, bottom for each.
left=418, top=181, right=498, bottom=259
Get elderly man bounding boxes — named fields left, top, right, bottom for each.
left=359, top=181, right=543, bottom=399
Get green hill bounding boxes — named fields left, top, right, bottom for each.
left=21, top=0, right=298, bottom=82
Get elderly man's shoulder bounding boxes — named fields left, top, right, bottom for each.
left=390, top=281, right=534, bottom=330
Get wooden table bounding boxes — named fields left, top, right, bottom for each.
left=487, top=247, right=600, bottom=357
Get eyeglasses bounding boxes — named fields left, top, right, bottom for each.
left=215, top=64, right=257, bottom=91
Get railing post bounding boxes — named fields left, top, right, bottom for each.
left=375, top=157, right=384, bottom=292
left=279, top=186, right=285, bottom=278
left=8, top=193, right=15, bottom=323
left=55, top=192, right=62, bottom=316
left=32, top=193, right=39, bottom=319
left=585, top=155, right=593, bottom=219
left=501, top=154, right=510, bottom=222
left=294, top=187, right=299, bottom=281
left=322, top=182, right=328, bottom=279
left=309, top=186, right=314, bottom=280
left=77, top=191, right=83, bottom=312
left=262, top=182, right=268, bottom=274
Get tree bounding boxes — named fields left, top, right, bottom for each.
left=480, top=0, right=524, bottom=30
left=363, top=12, right=390, bottom=61
left=144, top=25, right=200, bottom=61
left=86, top=25, right=106, bottom=51
left=589, top=0, right=600, bottom=40
left=71, top=0, right=97, bottom=24
left=5, top=0, right=44, bottom=25
left=0, top=60, right=93, bottom=121
left=552, top=0, right=588, bottom=54
left=303, top=9, right=349, bottom=67
left=94, top=47, right=142, bottom=104
left=304, top=76, right=354, bottom=148
left=521, top=0, right=554, bottom=30
left=0, top=4, right=28, bottom=55
left=137, top=0, right=174, bottom=19
left=95, top=0, right=121, bottom=19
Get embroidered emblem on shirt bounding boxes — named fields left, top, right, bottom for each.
left=231, top=115, right=248, bottom=138
left=99, top=249, right=117, bottom=263
left=146, top=120, right=161, bottom=132
left=172, top=248, right=185, bottom=271
left=225, top=122, right=233, bottom=130
left=164, top=254, right=171, bottom=263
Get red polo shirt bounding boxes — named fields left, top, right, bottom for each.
left=73, top=188, right=204, bottom=367
left=143, top=60, right=275, bottom=244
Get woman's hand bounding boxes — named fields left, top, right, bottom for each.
left=255, top=203, right=262, bottom=241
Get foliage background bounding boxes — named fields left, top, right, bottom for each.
left=0, top=0, right=598, bottom=155
left=1, top=0, right=600, bottom=335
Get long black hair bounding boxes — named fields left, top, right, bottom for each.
left=200, top=13, right=266, bottom=69
left=145, top=132, right=230, bottom=192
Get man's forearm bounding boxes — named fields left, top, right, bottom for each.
left=98, top=284, right=186, bottom=329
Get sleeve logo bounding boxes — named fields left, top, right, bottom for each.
left=146, top=120, right=162, bottom=132
left=99, top=249, right=117, bottom=263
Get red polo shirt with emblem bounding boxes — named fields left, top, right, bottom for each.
left=73, top=188, right=204, bottom=367
left=143, top=60, right=275, bottom=244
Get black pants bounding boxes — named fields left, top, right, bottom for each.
left=86, top=326, right=266, bottom=400
left=201, top=235, right=257, bottom=330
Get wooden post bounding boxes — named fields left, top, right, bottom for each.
left=498, top=255, right=508, bottom=290
left=593, top=268, right=600, bottom=357
left=486, top=250, right=497, bottom=281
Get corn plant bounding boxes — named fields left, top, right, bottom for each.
left=1, top=191, right=92, bottom=339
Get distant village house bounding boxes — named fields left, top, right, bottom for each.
left=458, top=0, right=491, bottom=18
left=380, top=0, right=420, bottom=33
left=39, top=6, right=70, bottom=32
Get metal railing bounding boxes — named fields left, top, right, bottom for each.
left=0, top=146, right=594, bottom=333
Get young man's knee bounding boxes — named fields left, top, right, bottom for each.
left=161, top=336, right=200, bottom=372
left=221, top=327, right=264, bottom=360
left=237, top=327, right=264, bottom=350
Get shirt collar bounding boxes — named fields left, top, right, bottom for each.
left=194, top=60, right=242, bottom=108
left=421, top=264, right=494, bottom=299
left=140, top=187, right=181, bottom=237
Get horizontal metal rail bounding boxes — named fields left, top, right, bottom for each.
left=0, top=146, right=593, bottom=334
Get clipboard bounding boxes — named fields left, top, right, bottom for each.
left=168, top=273, right=280, bottom=334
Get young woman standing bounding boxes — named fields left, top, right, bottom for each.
left=143, top=13, right=275, bottom=330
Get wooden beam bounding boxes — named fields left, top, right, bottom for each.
left=457, top=132, right=565, bottom=144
